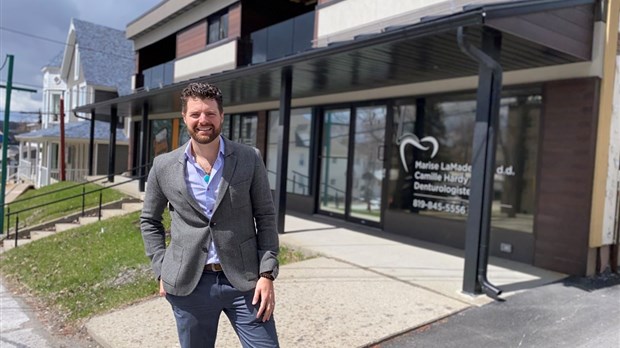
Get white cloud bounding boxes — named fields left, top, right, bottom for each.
left=0, top=90, right=41, bottom=115
left=1, top=0, right=160, bottom=108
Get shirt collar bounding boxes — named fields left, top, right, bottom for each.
left=184, top=135, right=225, bottom=163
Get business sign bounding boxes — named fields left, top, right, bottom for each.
left=398, top=133, right=515, bottom=216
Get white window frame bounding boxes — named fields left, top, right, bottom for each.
left=74, top=44, right=80, bottom=81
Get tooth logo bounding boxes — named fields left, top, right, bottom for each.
left=397, top=133, right=439, bottom=173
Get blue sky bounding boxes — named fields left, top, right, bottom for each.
left=0, top=0, right=161, bottom=122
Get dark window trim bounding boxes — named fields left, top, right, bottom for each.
left=208, top=8, right=230, bottom=44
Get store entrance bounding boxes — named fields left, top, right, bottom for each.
left=317, top=105, right=387, bottom=226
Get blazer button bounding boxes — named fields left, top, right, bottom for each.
left=211, top=222, right=217, bottom=227
left=201, top=246, right=208, bottom=253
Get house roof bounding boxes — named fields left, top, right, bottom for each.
left=76, top=0, right=596, bottom=118
left=63, top=18, right=134, bottom=96
left=14, top=120, right=128, bottom=143
left=43, top=50, right=64, bottom=69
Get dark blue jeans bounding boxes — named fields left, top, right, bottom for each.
left=166, top=271, right=279, bottom=348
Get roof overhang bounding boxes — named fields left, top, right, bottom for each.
left=59, top=21, right=77, bottom=81
left=76, top=0, right=597, bottom=119
left=126, top=0, right=207, bottom=41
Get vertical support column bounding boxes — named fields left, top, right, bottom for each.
left=139, top=102, right=149, bottom=192
left=0, top=55, right=14, bottom=230
left=35, top=143, right=40, bottom=185
left=460, top=27, right=503, bottom=297
left=59, top=96, right=66, bottom=181
left=107, top=106, right=118, bottom=182
left=88, top=109, right=95, bottom=176
left=275, top=68, right=292, bottom=234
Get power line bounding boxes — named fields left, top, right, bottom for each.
left=0, top=56, right=8, bottom=71
left=0, top=26, right=134, bottom=61
left=0, top=80, right=123, bottom=100
left=0, top=26, right=68, bottom=47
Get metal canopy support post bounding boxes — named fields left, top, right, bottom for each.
left=139, top=102, right=149, bottom=192
left=88, top=109, right=95, bottom=176
left=458, top=26, right=504, bottom=300
left=107, top=106, right=118, bottom=182
left=275, top=68, right=292, bottom=234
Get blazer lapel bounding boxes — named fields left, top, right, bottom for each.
left=214, top=138, right=237, bottom=212
left=176, top=149, right=206, bottom=216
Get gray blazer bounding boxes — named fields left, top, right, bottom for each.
left=140, top=137, right=279, bottom=296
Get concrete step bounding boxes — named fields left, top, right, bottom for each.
left=30, top=231, right=55, bottom=241
left=55, top=223, right=81, bottom=232
left=3, top=238, right=32, bottom=251
left=101, top=209, right=127, bottom=219
left=121, top=202, right=143, bottom=212
left=79, top=216, right=101, bottom=225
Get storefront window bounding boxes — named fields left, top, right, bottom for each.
left=267, top=108, right=313, bottom=195
left=178, top=122, right=190, bottom=147
left=388, top=89, right=541, bottom=233
left=230, top=114, right=258, bottom=146
left=150, top=119, right=172, bottom=158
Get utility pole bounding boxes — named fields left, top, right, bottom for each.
left=0, top=55, right=13, bottom=233
left=0, top=55, right=37, bottom=233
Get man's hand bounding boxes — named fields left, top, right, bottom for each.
left=252, top=277, right=275, bottom=322
left=159, top=279, right=167, bottom=297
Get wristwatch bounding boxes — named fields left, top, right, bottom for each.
left=259, top=272, right=275, bottom=281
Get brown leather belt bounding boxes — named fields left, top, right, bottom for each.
left=204, top=263, right=223, bottom=272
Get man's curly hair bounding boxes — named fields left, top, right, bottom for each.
left=180, top=82, right=224, bottom=114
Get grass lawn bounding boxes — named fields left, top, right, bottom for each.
left=0, top=209, right=310, bottom=325
left=4, top=181, right=128, bottom=232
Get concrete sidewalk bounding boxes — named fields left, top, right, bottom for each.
left=86, top=213, right=564, bottom=348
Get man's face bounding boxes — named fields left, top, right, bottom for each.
left=182, top=97, right=223, bottom=145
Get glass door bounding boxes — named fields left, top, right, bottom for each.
left=317, top=105, right=387, bottom=225
left=318, top=109, right=350, bottom=216
left=348, top=106, right=386, bottom=223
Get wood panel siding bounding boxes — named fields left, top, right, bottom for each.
left=176, top=21, right=207, bottom=59
left=228, top=3, right=241, bottom=39
left=534, top=78, right=600, bottom=275
left=486, top=4, right=594, bottom=60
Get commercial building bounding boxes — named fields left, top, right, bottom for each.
left=75, top=0, right=620, bottom=280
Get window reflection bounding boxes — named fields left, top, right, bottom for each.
left=208, top=10, right=228, bottom=44
left=389, top=89, right=541, bottom=233
left=151, top=119, right=172, bottom=158
left=267, top=108, right=313, bottom=195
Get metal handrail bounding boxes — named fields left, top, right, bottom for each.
left=267, top=169, right=310, bottom=195
left=4, top=163, right=151, bottom=249
left=4, top=162, right=151, bottom=206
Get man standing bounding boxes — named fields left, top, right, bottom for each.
left=140, top=82, right=280, bottom=348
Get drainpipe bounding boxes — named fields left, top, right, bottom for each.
left=457, top=26, right=503, bottom=300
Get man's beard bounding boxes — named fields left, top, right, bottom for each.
left=188, top=124, right=221, bottom=144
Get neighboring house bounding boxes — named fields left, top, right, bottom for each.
left=16, top=121, right=128, bottom=186
left=75, top=0, right=620, bottom=281
left=41, top=51, right=66, bottom=129
left=17, top=18, right=133, bottom=187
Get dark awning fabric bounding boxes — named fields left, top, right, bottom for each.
left=75, top=0, right=595, bottom=118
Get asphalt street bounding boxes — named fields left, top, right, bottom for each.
left=376, top=273, right=620, bottom=348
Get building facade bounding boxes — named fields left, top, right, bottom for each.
left=18, top=19, right=133, bottom=187
left=77, top=0, right=620, bottom=278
